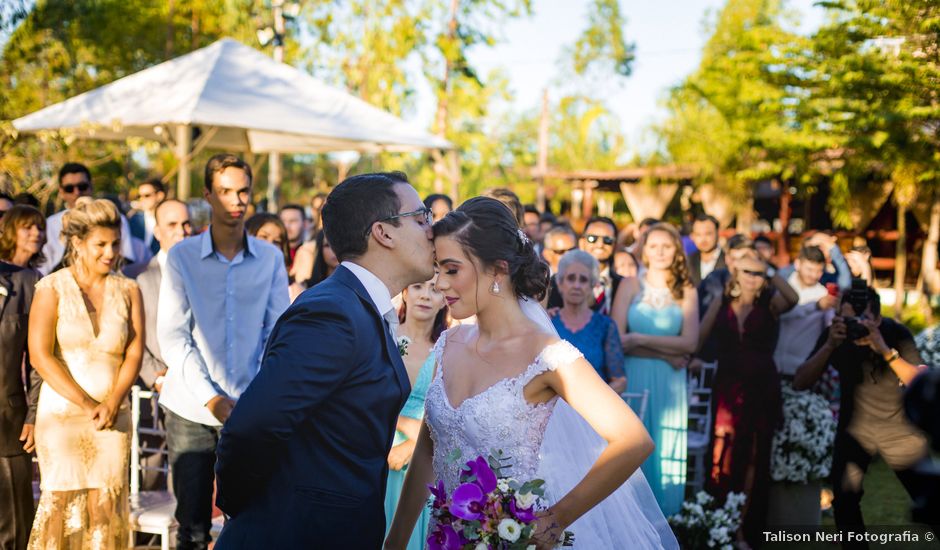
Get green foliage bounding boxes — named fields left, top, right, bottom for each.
left=566, top=0, right=635, bottom=80
left=660, top=0, right=816, bottom=205
left=658, top=0, right=940, bottom=228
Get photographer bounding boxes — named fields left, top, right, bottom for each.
left=794, top=283, right=928, bottom=547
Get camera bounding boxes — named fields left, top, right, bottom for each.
left=843, top=278, right=871, bottom=342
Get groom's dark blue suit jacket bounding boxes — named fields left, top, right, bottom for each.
left=215, top=265, right=411, bottom=549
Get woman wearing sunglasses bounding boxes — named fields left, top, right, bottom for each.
left=698, top=248, right=797, bottom=549
left=549, top=250, right=626, bottom=393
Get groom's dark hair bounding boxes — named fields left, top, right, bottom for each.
left=322, top=171, right=407, bottom=261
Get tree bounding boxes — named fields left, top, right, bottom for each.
left=658, top=0, right=823, bottom=229
left=0, top=0, right=271, bottom=198
left=802, top=0, right=940, bottom=308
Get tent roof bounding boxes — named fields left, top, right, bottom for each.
left=12, top=38, right=451, bottom=154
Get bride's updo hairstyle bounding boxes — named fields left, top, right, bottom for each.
left=433, top=196, right=550, bottom=300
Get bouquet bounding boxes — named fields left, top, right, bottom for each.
left=770, top=383, right=836, bottom=483
left=426, top=450, right=574, bottom=550
left=668, top=491, right=745, bottom=550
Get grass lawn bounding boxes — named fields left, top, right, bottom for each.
left=820, top=457, right=914, bottom=527
left=767, top=458, right=935, bottom=549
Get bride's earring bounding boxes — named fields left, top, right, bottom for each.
left=490, top=279, right=500, bottom=294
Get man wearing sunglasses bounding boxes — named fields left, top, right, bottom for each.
left=38, top=162, right=137, bottom=274
left=578, top=216, right=622, bottom=316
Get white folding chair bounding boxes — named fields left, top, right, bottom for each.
left=686, top=385, right=713, bottom=495
left=621, top=389, right=650, bottom=423
left=688, top=361, right=717, bottom=390
left=129, top=386, right=177, bottom=550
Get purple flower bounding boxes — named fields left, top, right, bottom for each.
left=451, top=482, right=487, bottom=520
left=429, top=479, right=447, bottom=508
left=427, top=524, right=462, bottom=550
left=463, top=456, right=498, bottom=493
left=509, top=497, right=537, bottom=523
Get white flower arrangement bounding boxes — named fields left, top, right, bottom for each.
left=668, top=491, right=745, bottom=550
left=915, top=325, right=940, bottom=369
left=771, top=383, right=836, bottom=483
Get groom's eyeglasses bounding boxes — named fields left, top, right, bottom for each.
left=365, top=207, right=433, bottom=236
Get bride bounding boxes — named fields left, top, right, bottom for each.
left=385, top=197, right=678, bottom=549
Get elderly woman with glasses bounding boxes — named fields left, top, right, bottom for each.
left=549, top=250, right=627, bottom=393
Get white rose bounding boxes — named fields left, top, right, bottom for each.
left=515, top=491, right=538, bottom=510
left=475, top=544, right=488, bottom=550
left=497, top=518, right=522, bottom=542
left=497, top=479, right=510, bottom=493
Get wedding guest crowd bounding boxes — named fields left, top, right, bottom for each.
left=2, top=153, right=935, bottom=550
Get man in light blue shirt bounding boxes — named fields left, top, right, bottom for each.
left=157, top=153, right=289, bottom=550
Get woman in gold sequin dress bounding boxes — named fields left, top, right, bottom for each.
left=27, top=198, right=144, bottom=549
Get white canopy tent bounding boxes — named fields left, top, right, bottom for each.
left=13, top=38, right=452, bottom=199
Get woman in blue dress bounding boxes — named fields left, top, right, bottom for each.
left=549, top=250, right=626, bottom=393
left=610, top=223, right=699, bottom=516
left=384, top=275, right=449, bottom=550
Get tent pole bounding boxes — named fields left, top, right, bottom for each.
left=267, top=152, right=281, bottom=212
left=176, top=124, right=192, bottom=200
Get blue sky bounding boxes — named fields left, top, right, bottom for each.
left=440, top=0, right=826, bottom=155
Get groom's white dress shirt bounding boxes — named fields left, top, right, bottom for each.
left=341, top=261, right=398, bottom=338
left=158, top=230, right=290, bottom=426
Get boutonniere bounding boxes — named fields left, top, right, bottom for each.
left=396, top=336, right=411, bottom=357
left=0, top=285, right=8, bottom=298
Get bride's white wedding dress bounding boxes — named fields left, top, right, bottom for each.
left=424, top=326, right=678, bottom=549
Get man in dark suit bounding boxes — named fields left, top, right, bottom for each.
left=133, top=199, right=191, bottom=490
left=687, top=214, right=725, bottom=286
left=0, top=262, right=41, bottom=550
left=215, top=172, right=436, bottom=548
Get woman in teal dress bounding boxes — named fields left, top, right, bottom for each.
left=385, top=276, right=449, bottom=549
left=610, top=223, right=699, bottom=516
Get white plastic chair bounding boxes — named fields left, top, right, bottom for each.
left=620, top=389, right=650, bottom=423
left=129, top=386, right=177, bottom=550
left=686, top=385, right=713, bottom=494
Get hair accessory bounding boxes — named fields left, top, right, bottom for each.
left=517, top=228, right=530, bottom=246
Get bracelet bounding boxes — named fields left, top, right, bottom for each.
left=882, top=348, right=900, bottom=363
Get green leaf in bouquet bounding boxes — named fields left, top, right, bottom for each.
left=463, top=521, right=482, bottom=540
left=446, top=448, right=462, bottom=464
left=519, top=479, right=546, bottom=497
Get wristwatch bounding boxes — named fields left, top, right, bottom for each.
left=882, top=348, right=900, bottom=363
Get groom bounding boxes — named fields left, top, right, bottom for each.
left=214, top=172, right=435, bottom=548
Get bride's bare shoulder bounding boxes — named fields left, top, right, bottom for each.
left=519, top=324, right=561, bottom=357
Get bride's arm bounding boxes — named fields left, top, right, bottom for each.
left=385, top=419, right=435, bottom=549
left=535, top=359, right=654, bottom=544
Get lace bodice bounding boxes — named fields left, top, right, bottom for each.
left=424, top=329, right=583, bottom=491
